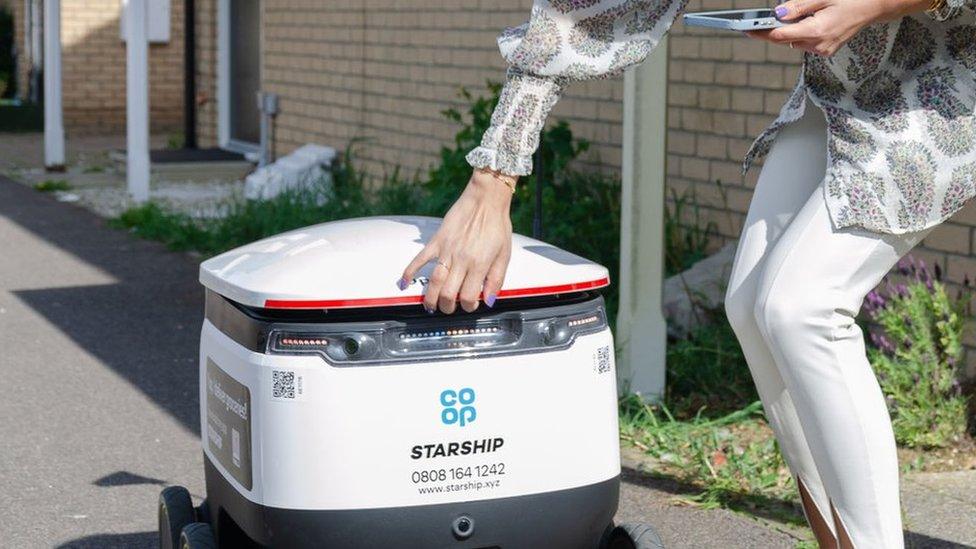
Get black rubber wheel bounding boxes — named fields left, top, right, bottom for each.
left=180, top=523, right=217, bottom=549
left=159, top=486, right=195, bottom=549
left=599, top=522, right=618, bottom=549
left=618, top=522, right=665, bottom=549
left=194, top=499, right=211, bottom=524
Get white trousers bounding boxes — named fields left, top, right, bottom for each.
left=724, top=100, right=933, bottom=549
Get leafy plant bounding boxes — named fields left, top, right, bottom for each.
left=863, top=255, right=970, bottom=448
left=421, top=83, right=591, bottom=217
left=665, top=308, right=757, bottom=419
left=34, top=179, right=71, bottom=192
left=619, top=396, right=800, bottom=519
left=166, top=133, right=185, bottom=150
left=112, top=202, right=212, bottom=251
left=664, top=185, right=718, bottom=277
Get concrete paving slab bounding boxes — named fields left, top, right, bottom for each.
left=902, top=472, right=976, bottom=548
left=0, top=176, right=205, bottom=547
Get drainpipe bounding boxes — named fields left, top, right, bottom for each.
left=183, top=0, right=196, bottom=148
left=257, top=91, right=278, bottom=167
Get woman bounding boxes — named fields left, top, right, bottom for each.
left=398, top=0, right=975, bottom=546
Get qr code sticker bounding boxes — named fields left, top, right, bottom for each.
left=272, top=370, right=296, bottom=399
left=595, top=345, right=611, bottom=374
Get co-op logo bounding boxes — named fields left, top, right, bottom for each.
left=440, top=388, right=476, bottom=427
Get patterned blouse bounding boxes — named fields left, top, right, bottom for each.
left=464, top=0, right=976, bottom=235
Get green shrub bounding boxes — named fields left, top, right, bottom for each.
left=166, top=133, right=185, bottom=150
left=664, top=185, right=718, bottom=277
left=619, top=397, right=797, bottom=515
left=863, top=255, right=970, bottom=448
left=34, top=180, right=71, bottom=192
left=665, top=309, right=757, bottom=419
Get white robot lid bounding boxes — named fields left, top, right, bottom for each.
left=199, top=215, right=610, bottom=310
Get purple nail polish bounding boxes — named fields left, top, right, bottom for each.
left=485, top=293, right=497, bottom=308
left=774, top=5, right=788, bottom=19
left=424, top=304, right=436, bottom=314
left=396, top=278, right=408, bottom=291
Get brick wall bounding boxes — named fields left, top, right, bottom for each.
left=251, top=0, right=622, bottom=177
left=60, top=0, right=184, bottom=134
left=6, top=0, right=185, bottom=133
left=193, top=0, right=976, bottom=377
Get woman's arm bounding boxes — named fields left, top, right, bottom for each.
left=468, top=0, right=688, bottom=177
left=400, top=0, right=687, bottom=314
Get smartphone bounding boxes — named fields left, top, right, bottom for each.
left=682, top=9, right=786, bottom=31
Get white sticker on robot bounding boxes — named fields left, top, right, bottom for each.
left=271, top=369, right=306, bottom=401
left=232, top=428, right=241, bottom=467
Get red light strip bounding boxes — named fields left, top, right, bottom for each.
left=262, top=277, right=610, bottom=310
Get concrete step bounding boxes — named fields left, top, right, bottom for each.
left=109, top=148, right=254, bottom=183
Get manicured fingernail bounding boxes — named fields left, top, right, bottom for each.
left=774, top=5, right=788, bottom=19
left=424, top=304, right=436, bottom=314
left=396, top=277, right=408, bottom=291
left=485, top=293, right=497, bottom=308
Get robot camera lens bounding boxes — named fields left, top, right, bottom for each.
left=343, top=337, right=360, bottom=355
left=452, top=515, right=474, bottom=539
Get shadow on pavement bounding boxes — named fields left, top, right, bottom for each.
left=93, top=471, right=167, bottom=488
left=1, top=177, right=203, bottom=435
left=904, top=533, right=974, bottom=549
left=622, top=467, right=805, bottom=528
left=622, top=467, right=974, bottom=548
left=56, top=531, right=155, bottom=548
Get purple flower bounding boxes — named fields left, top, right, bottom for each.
left=897, top=258, right=911, bottom=276
left=869, top=331, right=896, bottom=355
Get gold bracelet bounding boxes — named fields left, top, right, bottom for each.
left=926, top=0, right=946, bottom=14
left=476, top=167, right=517, bottom=194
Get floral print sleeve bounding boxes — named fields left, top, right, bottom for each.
left=466, top=0, right=688, bottom=176
left=924, top=0, right=974, bottom=21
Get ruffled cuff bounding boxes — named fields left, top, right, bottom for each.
left=465, top=67, right=564, bottom=177
left=924, top=0, right=964, bottom=21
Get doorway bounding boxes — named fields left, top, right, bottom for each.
left=218, top=0, right=261, bottom=153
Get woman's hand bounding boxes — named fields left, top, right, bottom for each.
left=399, top=169, right=515, bottom=314
left=746, top=0, right=929, bottom=56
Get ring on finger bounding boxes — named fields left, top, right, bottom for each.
left=434, top=257, right=450, bottom=271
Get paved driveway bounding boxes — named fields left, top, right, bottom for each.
left=0, top=177, right=205, bottom=547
